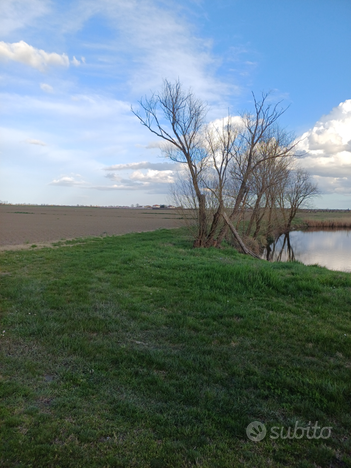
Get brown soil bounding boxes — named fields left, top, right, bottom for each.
left=0, top=205, right=184, bottom=251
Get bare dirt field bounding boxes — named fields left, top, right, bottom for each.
left=0, top=205, right=184, bottom=250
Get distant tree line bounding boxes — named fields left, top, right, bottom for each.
left=132, top=80, right=318, bottom=256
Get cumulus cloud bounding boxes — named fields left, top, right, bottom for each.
left=48, top=165, right=174, bottom=194
left=105, top=173, right=121, bottom=181
left=49, top=175, right=87, bottom=187
left=313, top=176, right=351, bottom=195
left=0, top=40, right=69, bottom=71
left=206, top=115, right=244, bottom=132
left=26, top=138, right=47, bottom=146
left=40, top=83, right=53, bottom=93
left=298, top=100, right=351, bottom=194
left=101, top=161, right=179, bottom=193
left=130, top=169, right=174, bottom=185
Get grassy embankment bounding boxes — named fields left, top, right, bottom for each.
left=1, top=228, right=350, bottom=467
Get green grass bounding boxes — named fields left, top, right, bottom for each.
left=0, top=228, right=350, bottom=467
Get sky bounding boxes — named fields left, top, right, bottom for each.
left=1, top=0, right=350, bottom=208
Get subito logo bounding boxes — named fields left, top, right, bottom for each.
left=246, top=421, right=267, bottom=442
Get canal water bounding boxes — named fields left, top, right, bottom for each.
left=263, top=229, right=351, bottom=273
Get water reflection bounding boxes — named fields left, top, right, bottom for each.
left=263, top=229, right=351, bottom=273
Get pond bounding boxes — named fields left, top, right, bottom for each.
left=262, top=229, right=351, bottom=273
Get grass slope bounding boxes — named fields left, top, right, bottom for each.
left=0, top=229, right=350, bottom=467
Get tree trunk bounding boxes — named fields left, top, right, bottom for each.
left=214, top=172, right=250, bottom=246
left=246, top=194, right=262, bottom=236
left=204, top=203, right=223, bottom=247
left=253, top=196, right=270, bottom=239
left=222, top=212, right=261, bottom=259
left=193, top=193, right=207, bottom=247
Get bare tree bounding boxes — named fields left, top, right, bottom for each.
left=214, top=93, right=297, bottom=246
left=201, top=117, right=238, bottom=246
left=132, top=79, right=208, bottom=247
left=278, top=168, right=319, bottom=232
left=133, top=82, right=318, bottom=257
left=245, top=141, right=292, bottom=239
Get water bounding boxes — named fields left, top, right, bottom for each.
left=263, top=229, right=351, bottom=273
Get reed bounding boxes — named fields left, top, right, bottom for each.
left=303, top=219, right=351, bottom=229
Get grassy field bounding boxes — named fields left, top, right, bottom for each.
left=1, top=228, right=350, bottom=467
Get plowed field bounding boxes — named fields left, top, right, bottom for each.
left=0, top=205, right=183, bottom=250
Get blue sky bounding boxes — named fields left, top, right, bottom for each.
left=1, top=0, right=350, bottom=208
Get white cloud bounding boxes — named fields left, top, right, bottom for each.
left=49, top=175, right=87, bottom=187
left=71, top=56, right=81, bottom=66
left=0, top=41, right=69, bottom=71
left=298, top=100, right=351, bottom=194
left=0, top=0, right=50, bottom=37
left=26, top=138, right=47, bottom=146
left=92, top=183, right=138, bottom=191
left=40, top=83, right=53, bottom=93
left=66, top=0, right=233, bottom=103
left=312, top=176, right=351, bottom=195
left=95, top=168, right=176, bottom=193
left=102, top=161, right=179, bottom=193
left=91, top=175, right=173, bottom=193
left=104, top=161, right=179, bottom=171
left=1, top=91, right=131, bottom=122
left=0, top=92, right=147, bottom=179
left=145, top=140, right=175, bottom=151
left=130, top=169, right=174, bottom=185
left=105, top=173, right=121, bottom=181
